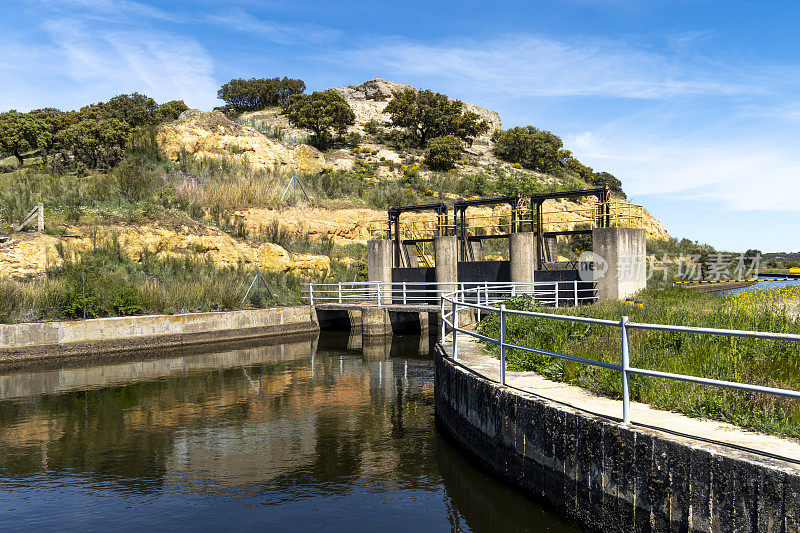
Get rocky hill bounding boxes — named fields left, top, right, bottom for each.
left=0, top=78, right=670, bottom=281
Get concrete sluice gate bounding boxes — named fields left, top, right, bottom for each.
left=368, top=226, right=647, bottom=305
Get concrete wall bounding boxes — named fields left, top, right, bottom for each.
left=434, top=346, right=800, bottom=532
left=592, top=227, right=646, bottom=301
left=0, top=306, right=317, bottom=365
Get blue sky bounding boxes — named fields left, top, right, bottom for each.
left=2, top=0, right=798, bottom=252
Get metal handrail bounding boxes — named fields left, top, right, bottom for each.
left=303, top=280, right=598, bottom=308
left=440, top=285, right=800, bottom=426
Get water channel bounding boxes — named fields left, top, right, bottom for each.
left=0, top=332, right=578, bottom=532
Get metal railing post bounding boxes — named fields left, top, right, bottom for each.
left=452, top=299, right=459, bottom=360
left=500, top=303, right=506, bottom=385
left=309, top=284, right=314, bottom=306
left=440, top=297, right=446, bottom=344
left=621, top=315, right=630, bottom=425
left=554, top=283, right=559, bottom=308
left=484, top=281, right=489, bottom=306
left=338, top=283, right=342, bottom=304
left=573, top=280, right=578, bottom=306
left=403, top=281, right=407, bottom=305
left=376, top=282, right=381, bottom=307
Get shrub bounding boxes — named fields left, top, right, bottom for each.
left=424, top=135, right=462, bottom=171
left=111, top=287, right=142, bottom=315
left=345, top=132, right=362, bottom=147
left=363, top=119, right=380, bottom=135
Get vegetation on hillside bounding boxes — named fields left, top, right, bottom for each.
left=478, top=286, right=800, bottom=438
left=492, top=126, right=626, bottom=197
left=283, top=91, right=356, bottom=150
left=384, top=88, right=489, bottom=148
left=217, top=77, right=306, bottom=112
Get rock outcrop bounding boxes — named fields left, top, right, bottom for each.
left=327, top=78, right=501, bottom=156
left=157, top=110, right=325, bottom=174
left=0, top=222, right=330, bottom=280
left=327, top=78, right=501, bottom=133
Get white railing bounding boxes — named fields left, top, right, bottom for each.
left=441, top=285, right=800, bottom=425
left=302, top=280, right=598, bottom=307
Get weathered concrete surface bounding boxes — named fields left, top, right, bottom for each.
left=435, top=235, right=458, bottom=295
left=0, top=306, right=317, bottom=366
left=592, top=227, right=646, bottom=301
left=435, top=335, right=800, bottom=532
left=509, top=232, right=536, bottom=286
left=367, top=239, right=392, bottom=303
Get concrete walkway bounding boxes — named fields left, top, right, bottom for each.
left=448, top=332, right=800, bottom=467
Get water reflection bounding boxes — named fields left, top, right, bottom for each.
left=0, top=330, right=576, bottom=532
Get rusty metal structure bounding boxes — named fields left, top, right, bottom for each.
left=382, top=186, right=623, bottom=270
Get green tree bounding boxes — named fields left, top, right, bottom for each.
left=384, top=88, right=488, bottom=147
left=491, top=126, right=571, bottom=175
left=155, top=100, right=189, bottom=122
left=57, top=118, right=130, bottom=168
left=0, top=110, right=51, bottom=167
left=590, top=171, right=626, bottom=198
left=218, top=77, right=306, bottom=112
left=564, top=157, right=594, bottom=182
left=283, top=91, right=355, bottom=150
left=424, top=135, right=462, bottom=171
left=104, top=93, right=159, bottom=128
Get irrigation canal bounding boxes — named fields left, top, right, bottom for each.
left=0, top=332, right=576, bottom=532
left=721, top=275, right=800, bottom=295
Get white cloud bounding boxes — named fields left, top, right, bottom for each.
left=566, top=129, right=800, bottom=212
left=335, top=35, right=758, bottom=99
left=206, top=8, right=341, bottom=45
left=0, top=18, right=220, bottom=111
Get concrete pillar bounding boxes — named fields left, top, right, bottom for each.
left=362, top=308, right=391, bottom=337
left=368, top=239, right=393, bottom=303
left=510, top=232, right=536, bottom=286
left=592, top=227, right=646, bottom=301
left=435, top=235, right=458, bottom=296
left=368, top=239, right=392, bottom=282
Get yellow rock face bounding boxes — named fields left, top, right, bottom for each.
left=0, top=233, right=65, bottom=278
left=233, top=207, right=386, bottom=245
left=157, top=111, right=325, bottom=174
left=232, top=199, right=670, bottom=247
left=0, top=223, right=330, bottom=280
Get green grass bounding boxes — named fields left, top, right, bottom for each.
left=477, top=286, right=800, bottom=438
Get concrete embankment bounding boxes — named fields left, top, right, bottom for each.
left=0, top=306, right=318, bottom=367
left=434, top=340, right=800, bottom=532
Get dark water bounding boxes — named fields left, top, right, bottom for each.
left=0, top=333, right=577, bottom=532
